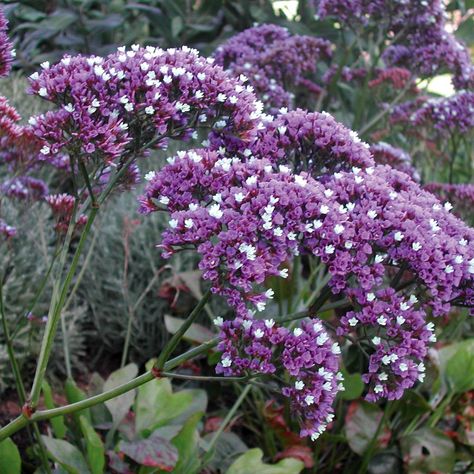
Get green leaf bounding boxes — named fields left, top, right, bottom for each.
left=400, top=428, right=455, bottom=473
left=171, top=16, right=183, bottom=37
left=171, top=412, right=203, bottom=474
left=41, top=436, right=90, bottom=474
left=80, top=416, right=105, bottom=474
left=226, top=448, right=304, bottom=474
left=445, top=346, right=474, bottom=393
left=104, top=363, right=138, bottom=427
left=164, top=315, right=214, bottom=344
left=118, top=432, right=178, bottom=469
left=203, top=432, right=248, bottom=473
left=42, top=380, right=67, bottom=439
left=0, top=438, right=21, bottom=474
left=65, top=379, right=92, bottom=425
left=135, top=361, right=193, bottom=435
left=339, top=369, right=364, bottom=400
left=345, top=402, right=388, bottom=455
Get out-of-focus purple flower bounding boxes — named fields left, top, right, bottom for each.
left=370, top=142, right=420, bottom=181
left=45, top=193, right=87, bottom=234
left=1, top=176, right=48, bottom=201
left=216, top=316, right=343, bottom=440
left=410, top=91, right=474, bottom=136
left=0, top=9, right=14, bottom=78
left=0, top=218, right=16, bottom=239
left=214, top=25, right=333, bottom=112
left=424, top=183, right=474, bottom=224
left=314, top=0, right=474, bottom=88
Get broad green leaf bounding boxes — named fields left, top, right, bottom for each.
left=226, top=448, right=304, bottom=474
left=445, top=346, right=474, bottom=393
left=0, top=438, right=21, bottom=474
left=171, top=412, right=203, bottom=474
left=41, top=436, right=90, bottom=474
left=42, top=380, right=67, bottom=439
left=118, top=432, right=178, bottom=469
left=400, top=428, right=455, bottom=473
left=339, top=369, right=364, bottom=400
left=135, top=361, right=193, bottom=435
left=104, top=363, right=138, bottom=427
left=164, top=315, right=214, bottom=344
left=80, top=416, right=105, bottom=474
left=345, top=402, right=389, bottom=455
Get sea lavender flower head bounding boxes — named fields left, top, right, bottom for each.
left=141, top=107, right=474, bottom=400
left=0, top=8, right=14, bottom=78
left=28, top=45, right=262, bottom=175
left=214, top=25, right=333, bottom=112
left=216, top=316, right=343, bottom=440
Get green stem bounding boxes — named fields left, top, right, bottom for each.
left=161, top=372, right=248, bottom=382
left=202, top=384, right=252, bottom=465
left=155, top=289, right=212, bottom=369
left=360, top=402, right=392, bottom=473
left=0, top=338, right=219, bottom=440
left=0, top=282, right=27, bottom=403
left=0, top=280, right=52, bottom=473
left=358, top=79, right=414, bottom=137
left=29, top=206, right=97, bottom=407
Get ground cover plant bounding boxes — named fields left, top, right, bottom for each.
left=0, top=1, right=473, bottom=473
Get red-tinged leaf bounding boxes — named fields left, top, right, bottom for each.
left=345, top=401, right=391, bottom=455
left=262, top=400, right=302, bottom=446
left=107, top=451, right=132, bottom=474
left=274, top=445, right=314, bottom=468
left=118, top=432, right=178, bottom=470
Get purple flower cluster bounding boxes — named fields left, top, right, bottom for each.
left=424, top=183, right=474, bottom=224
left=28, top=45, right=262, bottom=167
left=406, top=91, right=474, bottom=137
left=0, top=218, right=16, bottom=240
left=141, top=108, right=474, bottom=401
left=1, top=176, right=48, bottom=201
left=370, top=142, right=420, bottom=182
left=339, top=288, right=431, bottom=401
left=0, top=8, right=13, bottom=78
left=215, top=316, right=343, bottom=440
left=45, top=193, right=88, bottom=234
left=314, top=0, right=474, bottom=88
left=214, top=25, right=332, bottom=111
left=251, top=109, right=374, bottom=174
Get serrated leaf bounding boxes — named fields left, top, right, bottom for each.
left=80, top=416, right=105, bottom=474
left=226, top=448, right=304, bottom=474
left=0, top=438, right=21, bottom=474
left=104, top=363, right=138, bottom=427
left=41, top=436, right=90, bottom=474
